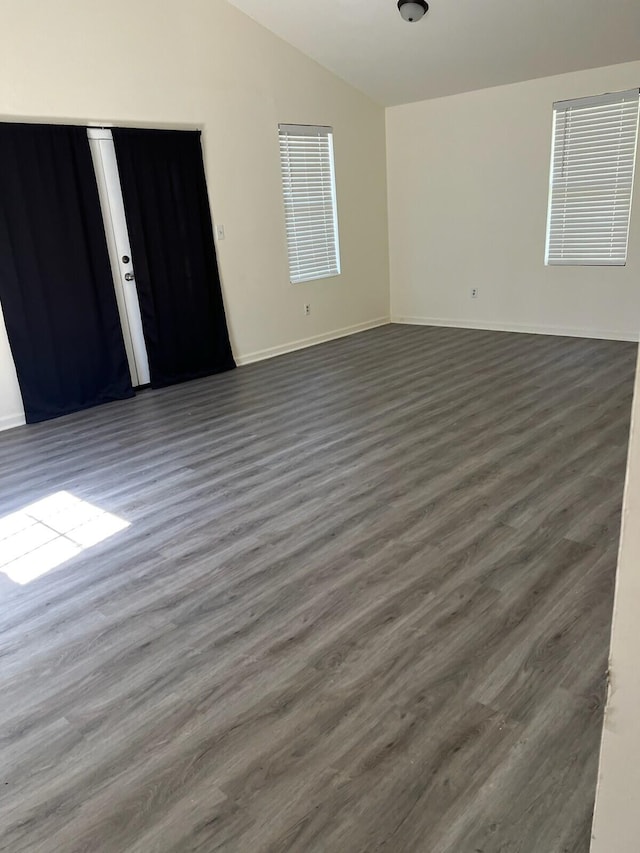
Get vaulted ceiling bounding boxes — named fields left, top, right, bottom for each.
left=226, top=0, right=640, bottom=106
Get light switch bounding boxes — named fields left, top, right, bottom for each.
left=216, top=224, right=225, bottom=241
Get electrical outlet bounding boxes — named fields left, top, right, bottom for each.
left=471, top=287, right=479, bottom=298
left=304, top=304, right=311, bottom=316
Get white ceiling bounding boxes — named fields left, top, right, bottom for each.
left=226, top=0, right=640, bottom=106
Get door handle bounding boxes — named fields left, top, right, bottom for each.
left=124, top=272, right=135, bottom=281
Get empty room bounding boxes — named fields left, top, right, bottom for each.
left=1, top=0, right=640, bottom=850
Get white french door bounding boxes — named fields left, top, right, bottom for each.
left=87, top=128, right=150, bottom=387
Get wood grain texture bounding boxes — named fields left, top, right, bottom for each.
left=0, top=324, right=635, bottom=853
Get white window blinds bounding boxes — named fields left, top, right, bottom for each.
left=545, top=88, right=640, bottom=266
left=279, top=124, right=341, bottom=284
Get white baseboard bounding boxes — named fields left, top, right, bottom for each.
left=0, top=412, right=26, bottom=433
left=235, top=317, right=391, bottom=366
left=391, top=315, right=639, bottom=343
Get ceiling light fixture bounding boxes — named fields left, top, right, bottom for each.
left=398, top=0, right=429, bottom=22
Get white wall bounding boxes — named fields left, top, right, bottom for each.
left=0, top=0, right=390, bottom=430
left=591, top=348, right=640, bottom=852
left=0, top=303, right=22, bottom=431
left=386, top=60, right=640, bottom=341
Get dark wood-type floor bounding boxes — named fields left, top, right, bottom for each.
left=0, top=325, right=636, bottom=853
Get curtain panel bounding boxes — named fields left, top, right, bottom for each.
left=112, top=128, right=235, bottom=389
left=0, top=122, right=133, bottom=423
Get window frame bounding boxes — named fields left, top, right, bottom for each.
left=544, top=88, right=640, bottom=267
left=278, top=123, right=341, bottom=285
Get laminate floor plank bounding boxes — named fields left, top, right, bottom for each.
left=0, top=324, right=635, bottom=852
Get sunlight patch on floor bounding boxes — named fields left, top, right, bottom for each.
left=0, top=491, right=129, bottom=585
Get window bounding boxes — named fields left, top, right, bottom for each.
left=279, top=124, right=341, bottom=284
left=545, top=88, right=639, bottom=266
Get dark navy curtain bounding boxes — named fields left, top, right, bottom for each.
left=0, top=123, right=134, bottom=423
left=112, top=128, right=235, bottom=389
